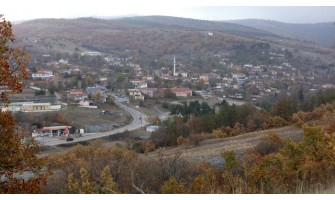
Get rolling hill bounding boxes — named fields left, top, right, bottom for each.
left=12, top=16, right=281, bottom=56
left=12, top=16, right=332, bottom=60
left=114, top=16, right=277, bottom=38
left=228, top=19, right=335, bottom=48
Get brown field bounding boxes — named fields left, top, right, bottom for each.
left=60, top=104, right=132, bottom=130
left=148, top=125, right=303, bottom=164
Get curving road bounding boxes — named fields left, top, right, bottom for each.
left=36, top=99, right=148, bottom=146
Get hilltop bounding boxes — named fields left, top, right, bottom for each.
left=13, top=16, right=274, bottom=56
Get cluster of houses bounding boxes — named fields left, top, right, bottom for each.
left=66, top=85, right=108, bottom=107
left=122, top=53, right=334, bottom=103
left=123, top=56, right=280, bottom=101
left=128, top=87, right=193, bottom=100
left=4, top=44, right=334, bottom=141
left=24, top=49, right=335, bottom=109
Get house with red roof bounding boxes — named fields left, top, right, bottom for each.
left=166, top=87, right=192, bottom=97
left=67, top=89, right=87, bottom=101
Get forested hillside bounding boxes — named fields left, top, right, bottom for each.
left=13, top=17, right=270, bottom=57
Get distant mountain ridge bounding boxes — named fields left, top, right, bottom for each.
left=14, top=16, right=278, bottom=40
left=13, top=16, right=283, bottom=56
left=12, top=16, right=331, bottom=58
left=227, top=19, right=335, bottom=48
left=114, top=16, right=277, bottom=38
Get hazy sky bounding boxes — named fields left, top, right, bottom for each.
left=2, top=0, right=335, bottom=23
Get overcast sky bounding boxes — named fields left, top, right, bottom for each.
left=2, top=0, right=335, bottom=23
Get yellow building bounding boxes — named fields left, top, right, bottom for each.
left=22, top=103, right=51, bottom=112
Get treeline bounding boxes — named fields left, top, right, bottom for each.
left=151, top=88, right=335, bottom=148
left=165, top=101, right=212, bottom=117
left=263, top=88, right=335, bottom=118
left=153, top=100, right=288, bottom=147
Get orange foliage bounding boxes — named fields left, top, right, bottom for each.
left=0, top=15, right=29, bottom=105
left=0, top=14, right=48, bottom=193
left=141, top=140, right=156, bottom=154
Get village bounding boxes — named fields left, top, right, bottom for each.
left=3, top=7, right=335, bottom=194
left=1, top=45, right=334, bottom=141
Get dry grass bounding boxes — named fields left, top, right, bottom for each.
left=61, top=104, right=131, bottom=129
left=149, top=125, right=303, bottom=162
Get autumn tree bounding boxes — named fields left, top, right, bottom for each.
left=106, top=95, right=115, bottom=105
left=68, top=168, right=97, bottom=194
left=161, top=177, right=188, bottom=194
left=148, top=116, right=161, bottom=125
left=271, top=97, right=298, bottom=121
left=0, top=14, right=48, bottom=193
left=188, top=116, right=205, bottom=134
left=100, top=165, right=119, bottom=194
left=245, top=124, right=335, bottom=193
left=220, top=150, right=245, bottom=193
left=93, top=92, right=102, bottom=103
left=254, top=132, right=284, bottom=156
left=67, top=166, right=119, bottom=194
left=191, top=166, right=218, bottom=193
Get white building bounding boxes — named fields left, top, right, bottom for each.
left=81, top=51, right=102, bottom=56
left=128, top=89, right=145, bottom=100
left=21, top=103, right=61, bottom=112
left=232, top=73, right=247, bottom=84
left=175, top=71, right=188, bottom=78
left=59, top=59, right=69, bottom=65
left=130, top=80, right=147, bottom=88
left=146, top=125, right=160, bottom=133
left=32, top=70, right=53, bottom=80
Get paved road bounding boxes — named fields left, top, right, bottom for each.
left=36, top=100, right=148, bottom=146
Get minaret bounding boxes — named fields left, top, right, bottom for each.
left=173, top=56, right=176, bottom=76
left=313, top=69, right=315, bottom=79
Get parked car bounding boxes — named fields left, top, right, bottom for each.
left=66, top=138, right=74, bottom=141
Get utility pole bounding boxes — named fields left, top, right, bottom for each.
left=139, top=114, right=143, bottom=127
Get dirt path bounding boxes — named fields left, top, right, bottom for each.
left=148, top=125, right=303, bottom=166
